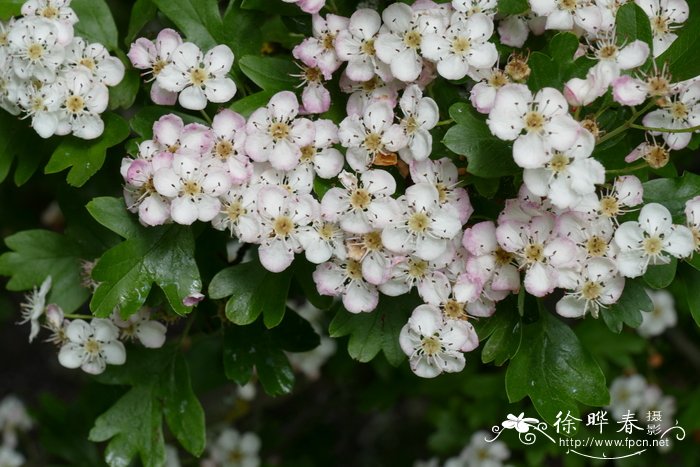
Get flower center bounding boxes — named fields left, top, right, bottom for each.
left=451, top=36, right=471, bottom=54
left=652, top=15, right=669, bottom=35
left=189, top=67, right=208, bottom=86
left=505, top=55, right=531, bottom=81
left=300, top=145, right=315, bottom=162
left=270, top=122, right=290, bottom=141
left=643, top=235, right=663, bottom=255
left=227, top=450, right=243, bottom=463
left=346, top=259, right=363, bottom=280
left=363, top=132, right=383, bottom=152
left=30, top=96, right=45, bottom=112
left=645, top=145, right=669, bottom=168
left=361, top=76, right=382, bottom=92
left=273, top=216, right=294, bottom=237
left=691, top=226, right=700, bottom=249
left=403, top=30, right=422, bottom=49
left=586, top=236, right=608, bottom=257
left=407, top=258, right=428, bottom=278
left=559, top=0, right=578, bottom=12
left=350, top=188, right=371, bottom=210
left=436, top=183, right=448, bottom=203
left=80, top=57, right=96, bottom=70
left=363, top=231, right=383, bottom=250
left=523, top=243, right=544, bottom=263
left=408, top=212, right=430, bottom=233
left=215, top=140, right=234, bottom=159
left=524, top=111, right=545, bottom=132
left=304, top=66, right=322, bottom=83
left=598, top=44, right=618, bottom=59
left=421, top=336, right=442, bottom=356
left=360, top=39, right=376, bottom=56
left=152, top=59, right=167, bottom=75
left=599, top=196, right=619, bottom=217
left=488, top=70, right=509, bottom=88
left=670, top=101, right=688, bottom=120
left=65, top=95, right=85, bottom=113
left=318, top=222, right=336, bottom=240
left=443, top=299, right=466, bottom=320
left=581, top=281, right=603, bottom=300
left=322, top=32, right=336, bottom=50
left=647, top=75, right=670, bottom=96
left=84, top=338, right=101, bottom=356
left=494, top=247, right=514, bottom=266
left=183, top=180, right=202, bottom=196
left=27, top=43, right=44, bottom=61
left=40, top=5, right=59, bottom=18
left=226, top=201, right=244, bottom=221
left=404, top=115, right=419, bottom=135
left=548, top=153, right=570, bottom=173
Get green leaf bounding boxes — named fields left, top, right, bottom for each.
left=269, top=308, right=321, bottom=352
left=86, top=197, right=142, bottom=240
left=72, top=0, right=119, bottom=51
left=575, top=319, right=646, bottom=371
left=229, top=90, right=276, bottom=118
left=528, top=33, right=593, bottom=91
left=292, top=258, right=333, bottom=310
left=643, top=172, right=700, bottom=217
left=505, top=311, right=609, bottom=423
left=657, top=9, right=700, bottom=81
left=443, top=103, right=518, bottom=178
left=240, top=0, right=302, bottom=15
left=239, top=55, right=299, bottom=91
left=643, top=257, right=677, bottom=289
left=0, top=112, right=19, bottom=183
left=681, top=266, right=700, bottom=327
left=89, top=386, right=166, bottom=467
left=615, top=2, right=653, bottom=64
left=221, top=2, right=264, bottom=59
left=89, top=204, right=202, bottom=317
left=601, top=279, right=650, bottom=333
left=0, top=0, right=23, bottom=19
left=687, top=253, right=700, bottom=272
left=131, top=106, right=207, bottom=138
left=151, top=0, right=222, bottom=50
left=497, top=0, right=529, bottom=15
left=125, top=0, right=158, bottom=44
left=44, top=113, right=130, bottom=187
left=255, top=346, right=295, bottom=396
left=208, top=258, right=291, bottom=328
left=0, top=230, right=89, bottom=313
left=475, top=306, right=522, bottom=366
left=109, top=69, right=140, bottom=110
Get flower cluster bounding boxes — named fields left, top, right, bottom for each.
left=201, top=428, right=261, bottom=467
left=0, top=395, right=32, bottom=467
left=0, top=0, right=125, bottom=139
left=18, top=275, right=168, bottom=375
left=608, top=374, right=675, bottom=433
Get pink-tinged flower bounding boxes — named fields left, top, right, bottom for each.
left=313, top=258, right=380, bottom=313
left=399, top=304, right=477, bottom=378
left=684, top=195, right=700, bottom=252
left=642, top=82, right=700, bottom=150
left=282, top=0, right=325, bottom=14
left=341, top=73, right=399, bottom=116
left=293, top=14, right=349, bottom=79
left=410, top=158, right=473, bottom=223
left=529, top=0, right=603, bottom=34
left=343, top=230, right=395, bottom=285
left=66, top=37, right=125, bottom=87
left=590, top=35, right=650, bottom=89
left=21, top=0, right=76, bottom=45
left=496, top=213, right=578, bottom=297
left=335, top=8, right=392, bottom=82
left=502, top=412, right=539, bottom=433
left=54, top=69, right=109, bottom=139
left=397, top=85, right=439, bottom=162
left=128, top=29, right=183, bottom=105
left=8, top=17, right=65, bottom=83
left=498, top=15, right=529, bottom=48
left=463, top=221, right=520, bottom=293
left=556, top=257, right=625, bottom=319
left=111, top=309, right=167, bottom=348
left=259, top=165, right=314, bottom=197
left=295, top=65, right=331, bottom=114
left=58, top=319, right=126, bottom=375
left=338, top=102, right=407, bottom=172
left=577, top=175, right=645, bottom=224
left=153, top=155, right=231, bottom=225
left=211, top=186, right=262, bottom=244
left=245, top=91, right=315, bottom=171
left=612, top=75, right=648, bottom=106
left=296, top=119, right=344, bottom=179
left=157, top=42, right=237, bottom=110
left=469, top=68, right=510, bottom=114
left=614, top=203, right=694, bottom=277
left=298, top=220, right=347, bottom=264
left=624, top=138, right=671, bottom=168
left=564, top=65, right=610, bottom=107
left=382, top=256, right=453, bottom=306
left=382, top=183, right=463, bottom=261
left=522, top=129, right=605, bottom=209
left=210, top=109, right=252, bottom=185
left=487, top=84, right=580, bottom=169
left=122, top=147, right=173, bottom=226
left=152, top=115, right=215, bottom=159
left=635, top=0, right=689, bottom=56
left=256, top=186, right=319, bottom=272
left=556, top=211, right=615, bottom=260
left=321, top=169, right=399, bottom=234
left=421, top=13, right=498, bottom=81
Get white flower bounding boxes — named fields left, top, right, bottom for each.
left=334, top=8, right=392, bottom=82
left=614, top=203, right=694, bottom=278
left=297, top=220, right=347, bottom=264
left=296, top=119, right=344, bottom=179
left=529, top=0, right=603, bottom=34
left=608, top=374, right=647, bottom=419
left=111, top=309, right=167, bottom=348
left=128, top=29, right=183, bottom=105
left=642, top=81, right=700, bottom=150
left=637, top=289, right=676, bottom=337
left=313, top=258, right=380, bottom=313
left=8, top=17, right=65, bottom=82
left=453, top=0, right=498, bottom=17
left=58, top=319, right=126, bottom=375
left=18, top=276, right=51, bottom=342
left=444, top=430, right=510, bottom=467
left=487, top=84, right=580, bottom=169
left=399, top=304, right=478, bottom=378
left=635, top=0, right=689, bottom=56
left=0, top=446, right=24, bottom=467
left=212, top=186, right=262, bottom=243
left=410, top=157, right=473, bottom=223
left=0, top=395, right=32, bottom=449
left=21, top=0, right=77, bottom=45
left=684, top=195, right=700, bottom=252
left=421, top=13, right=498, bottom=81
left=577, top=175, right=644, bottom=223
left=206, top=429, right=261, bottom=467
left=157, top=42, right=237, bottom=110
left=245, top=91, right=315, bottom=171
left=17, top=80, right=63, bottom=138
left=66, top=37, right=125, bottom=87
left=556, top=257, right=625, bottom=319
left=292, top=13, right=349, bottom=79
left=54, top=69, right=109, bottom=139
left=396, top=85, right=439, bottom=162
left=379, top=255, right=452, bottom=305
left=286, top=336, right=337, bottom=380
left=210, top=109, right=252, bottom=185
left=462, top=221, right=520, bottom=293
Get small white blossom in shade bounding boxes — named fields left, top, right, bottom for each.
left=210, top=109, right=252, bottom=185
left=639, top=385, right=676, bottom=432
left=487, top=84, right=580, bottom=169
left=613, top=203, right=694, bottom=278
left=321, top=169, right=399, bottom=234
left=21, top=0, right=77, bottom=45
left=128, top=28, right=183, bottom=105
left=54, top=69, right=109, bottom=139
left=313, top=258, right=380, bottom=313
left=111, top=309, right=167, bottom=348
left=66, top=37, right=125, bottom=86
left=282, top=0, right=325, bottom=14
left=410, top=158, right=473, bottom=223
left=469, top=67, right=510, bottom=114
left=293, top=14, right=349, bottom=79
left=635, top=0, right=689, bottom=56
left=0, top=395, right=32, bottom=449
left=287, top=335, right=337, bottom=380
left=164, top=445, right=181, bottom=467
left=382, top=183, right=463, bottom=261
left=7, top=17, right=65, bottom=82
left=396, top=85, right=439, bottom=162
left=0, top=445, right=24, bottom=467
left=338, top=101, right=407, bottom=172
left=256, top=186, right=319, bottom=272
left=44, top=303, right=68, bottom=346
left=684, top=195, right=700, bottom=252
left=637, top=289, right=677, bottom=337
left=245, top=91, right=315, bottom=171
left=624, top=138, right=671, bottom=168
left=421, top=13, right=498, bottom=81
left=334, top=8, right=392, bottom=82
left=0, top=61, right=22, bottom=115
left=529, top=0, right=603, bottom=34
left=296, top=119, right=344, bottom=179
left=204, top=429, right=261, bottom=467
left=154, top=154, right=231, bottom=225
left=297, top=220, right=347, bottom=264
left=642, top=81, right=700, bottom=150
left=496, top=213, right=578, bottom=297
left=18, top=276, right=51, bottom=342
left=444, top=430, right=510, bottom=467
left=522, top=129, right=605, bottom=209
left=608, top=374, right=647, bottom=419
left=556, top=257, right=625, bottom=319
left=211, top=186, right=262, bottom=243
left=17, top=80, right=63, bottom=138
left=399, top=304, right=478, bottom=378
left=58, top=319, right=126, bottom=375
left=157, top=42, right=237, bottom=110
